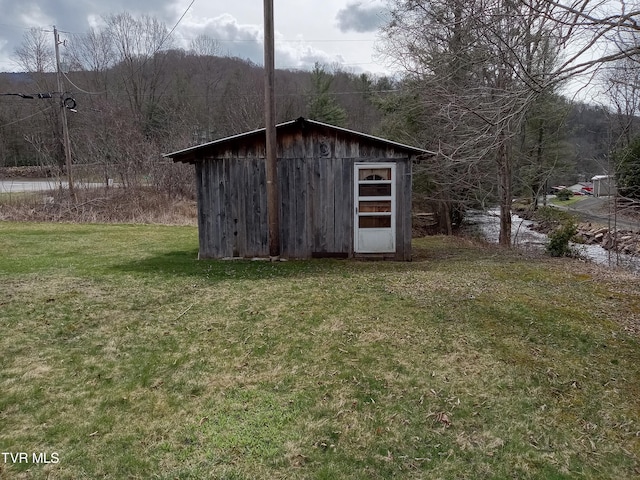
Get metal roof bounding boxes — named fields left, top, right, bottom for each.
left=164, top=117, right=434, bottom=159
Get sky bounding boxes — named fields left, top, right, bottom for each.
left=0, top=0, right=394, bottom=75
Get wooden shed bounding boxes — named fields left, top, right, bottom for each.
left=164, top=117, right=430, bottom=260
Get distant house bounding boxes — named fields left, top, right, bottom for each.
left=567, top=182, right=593, bottom=195
left=591, top=175, right=616, bottom=197
left=164, top=117, right=432, bottom=260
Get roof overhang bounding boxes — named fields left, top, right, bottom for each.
left=164, top=117, right=434, bottom=162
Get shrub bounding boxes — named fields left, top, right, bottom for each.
left=535, top=206, right=575, bottom=224
left=546, top=221, right=578, bottom=257
left=556, top=188, right=574, bottom=201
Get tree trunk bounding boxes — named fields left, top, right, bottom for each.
left=498, top=134, right=512, bottom=246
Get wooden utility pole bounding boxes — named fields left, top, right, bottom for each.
left=53, top=26, right=75, bottom=201
left=264, top=0, right=280, bottom=259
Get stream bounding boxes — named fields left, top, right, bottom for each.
left=465, top=209, right=640, bottom=274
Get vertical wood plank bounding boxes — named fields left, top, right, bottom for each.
left=324, top=157, right=336, bottom=252
left=218, top=158, right=229, bottom=257
left=234, top=159, right=247, bottom=257
left=195, top=163, right=207, bottom=258
left=334, top=157, right=353, bottom=255
left=394, top=158, right=412, bottom=261
left=294, top=158, right=313, bottom=258
left=250, top=158, right=268, bottom=257
left=211, top=160, right=222, bottom=258
left=312, top=157, right=328, bottom=253
left=278, top=157, right=291, bottom=257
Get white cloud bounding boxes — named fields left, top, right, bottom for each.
left=174, top=11, right=366, bottom=71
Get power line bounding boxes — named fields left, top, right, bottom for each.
left=0, top=92, right=59, bottom=99
left=163, top=0, right=196, bottom=48
left=0, top=105, right=52, bottom=128
left=51, top=0, right=196, bottom=99
left=62, top=71, right=106, bottom=96
left=60, top=88, right=400, bottom=102
left=0, top=23, right=50, bottom=33
left=186, top=38, right=377, bottom=44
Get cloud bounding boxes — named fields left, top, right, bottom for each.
left=0, top=1, right=384, bottom=74
left=0, top=0, right=177, bottom=71
left=335, top=1, right=388, bottom=34
left=177, top=13, right=344, bottom=71
left=179, top=13, right=263, bottom=62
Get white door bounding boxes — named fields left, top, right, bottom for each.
left=354, top=163, right=396, bottom=253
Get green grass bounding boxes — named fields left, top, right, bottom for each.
left=550, top=195, right=583, bottom=207
left=1, top=222, right=639, bottom=479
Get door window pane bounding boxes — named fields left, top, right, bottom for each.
left=359, top=201, right=391, bottom=213
left=359, top=216, right=392, bottom=228
left=358, top=168, right=391, bottom=181
left=359, top=183, right=391, bottom=197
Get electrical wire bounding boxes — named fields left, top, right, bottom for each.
left=0, top=92, right=59, bottom=98
left=55, top=0, right=196, bottom=97
left=162, top=0, right=196, bottom=49
left=63, top=88, right=400, bottom=101
left=61, top=71, right=107, bottom=96
left=0, top=105, right=53, bottom=128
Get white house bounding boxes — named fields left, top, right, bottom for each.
left=591, top=175, right=616, bottom=197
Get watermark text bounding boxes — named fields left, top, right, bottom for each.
left=1, top=452, right=59, bottom=464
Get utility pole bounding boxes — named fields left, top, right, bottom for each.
left=264, top=0, right=280, bottom=259
left=53, top=26, right=75, bottom=201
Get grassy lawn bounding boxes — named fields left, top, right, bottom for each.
left=1, top=222, right=639, bottom=479
left=550, top=196, right=583, bottom=207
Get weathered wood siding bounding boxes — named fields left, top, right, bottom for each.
left=196, top=158, right=268, bottom=259
left=193, top=126, right=413, bottom=260
left=394, top=158, right=412, bottom=262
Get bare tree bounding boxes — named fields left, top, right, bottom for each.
left=595, top=21, right=640, bottom=149
left=526, top=0, right=640, bottom=86
left=13, top=28, right=54, bottom=74
left=189, top=34, right=221, bottom=57
left=66, top=27, right=115, bottom=93
left=382, top=0, right=565, bottom=244
left=104, top=12, right=173, bottom=121
left=381, top=0, right=640, bottom=245
left=219, top=67, right=265, bottom=135
left=188, top=35, right=224, bottom=142
left=10, top=28, right=68, bottom=178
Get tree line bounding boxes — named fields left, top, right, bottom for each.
left=1, top=3, right=640, bottom=242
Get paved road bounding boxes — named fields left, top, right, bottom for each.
left=0, top=179, right=107, bottom=193
left=560, top=197, right=639, bottom=232
left=0, top=179, right=68, bottom=193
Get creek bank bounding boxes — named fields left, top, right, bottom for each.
left=575, top=225, right=640, bottom=255
left=516, top=208, right=640, bottom=256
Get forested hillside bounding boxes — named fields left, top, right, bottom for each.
left=0, top=50, right=394, bottom=191
left=0, top=53, right=625, bottom=181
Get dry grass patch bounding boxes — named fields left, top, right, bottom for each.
left=0, top=187, right=197, bottom=225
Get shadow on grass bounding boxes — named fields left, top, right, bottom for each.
left=110, top=249, right=353, bottom=282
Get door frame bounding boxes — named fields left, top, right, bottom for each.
left=353, top=162, right=396, bottom=254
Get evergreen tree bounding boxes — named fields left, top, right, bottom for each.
left=307, top=63, right=346, bottom=126
left=616, top=137, right=640, bottom=199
